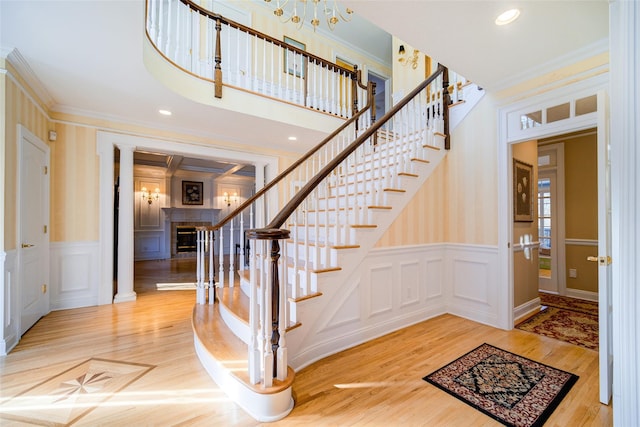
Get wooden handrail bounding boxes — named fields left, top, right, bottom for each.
left=177, top=0, right=357, bottom=75
left=266, top=65, right=448, bottom=229
left=196, top=85, right=374, bottom=233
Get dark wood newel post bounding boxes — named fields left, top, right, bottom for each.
left=269, top=239, right=281, bottom=374
left=214, top=18, right=223, bottom=98
left=442, top=66, right=451, bottom=150
left=246, top=228, right=290, bottom=378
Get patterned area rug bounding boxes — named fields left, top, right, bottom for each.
left=0, top=358, right=155, bottom=426
left=424, top=343, right=578, bottom=427
left=516, top=294, right=599, bottom=350
left=539, top=293, right=599, bottom=316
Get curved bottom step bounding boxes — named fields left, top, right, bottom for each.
left=192, top=304, right=295, bottom=422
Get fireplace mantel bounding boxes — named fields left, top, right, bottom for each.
left=162, top=207, right=221, bottom=223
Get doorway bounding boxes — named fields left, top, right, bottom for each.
left=499, top=76, right=612, bottom=404
left=97, top=131, right=278, bottom=305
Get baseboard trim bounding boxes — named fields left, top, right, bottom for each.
left=513, top=297, right=542, bottom=326
left=565, top=288, right=598, bottom=302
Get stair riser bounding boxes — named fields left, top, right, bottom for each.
left=292, top=209, right=373, bottom=226
left=289, top=225, right=357, bottom=246
left=285, top=243, right=338, bottom=268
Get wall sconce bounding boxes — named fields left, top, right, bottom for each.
left=223, top=191, right=238, bottom=207
left=398, top=45, right=420, bottom=70
left=141, top=187, right=160, bottom=205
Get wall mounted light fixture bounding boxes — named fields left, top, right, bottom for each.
left=398, top=45, right=420, bottom=70
left=141, top=187, right=160, bottom=204
left=223, top=191, right=238, bottom=207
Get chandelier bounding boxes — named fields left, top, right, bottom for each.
left=264, top=0, right=354, bottom=31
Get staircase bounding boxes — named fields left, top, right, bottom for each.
left=192, top=71, right=484, bottom=421
left=144, top=0, right=484, bottom=421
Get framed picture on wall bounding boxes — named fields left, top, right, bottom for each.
left=182, top=181, right=203, bottom=205
left=284, top=36, right=306, bottom=78
left=513, top=158, right=533, bottom=222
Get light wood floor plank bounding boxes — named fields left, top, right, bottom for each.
left=0, top=259, right=612, bottom=426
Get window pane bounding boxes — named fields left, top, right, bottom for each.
left=576, top=95, right=597, bottom=115
left=547, top=102, right=570, bottom=123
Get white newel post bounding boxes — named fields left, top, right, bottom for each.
left=114, top=144, right=137, bottom=303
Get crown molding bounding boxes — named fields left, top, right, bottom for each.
left=50, top=104, right=307, bottom=154
left=3, top=48, right=55, bottom=108
left=499, top=38, right=609, bottom=92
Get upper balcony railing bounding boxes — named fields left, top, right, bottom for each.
left=145, top=0, right=371, bottom=119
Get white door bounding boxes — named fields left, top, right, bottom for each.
left=18, top=127, right=50, bottom=335
left=595, top=91, right=612, bottom=404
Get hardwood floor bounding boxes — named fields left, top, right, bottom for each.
left=0, top=259, right=612, bottom=426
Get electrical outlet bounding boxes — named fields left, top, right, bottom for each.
left=569, top=268, right=577, bottom=278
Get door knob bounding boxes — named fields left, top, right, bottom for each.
left=21, top=243, right=34, bottom=248
left=587, top=255, right=612, bottom=265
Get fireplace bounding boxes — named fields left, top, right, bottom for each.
left=176, top=226, right=197, bottom=253
left=170, top=221, right=211, bottom=257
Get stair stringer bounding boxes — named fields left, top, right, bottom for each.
left=284, top=146, right=448, bottom=370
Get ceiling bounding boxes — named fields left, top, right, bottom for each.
left=1, top=0, right=609, bottom=171
left=343, top=0, right=609, bottom=90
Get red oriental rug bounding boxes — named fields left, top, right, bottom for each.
left=516, top=294, right=599, bottom=350
left=423, top=343, right=578, bottom=427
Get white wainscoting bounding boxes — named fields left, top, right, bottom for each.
left=134, top=231, right=166, bottom=260
left=446, top=244, right=500, bottom=326
left=288, top=243, right=498, bottom=371
left=1, top=250, right=19, bottom=355
left=50, top=242, right=100, bottom=310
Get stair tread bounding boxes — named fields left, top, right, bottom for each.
left=220, top=286, right=249, bottom=324
left=193, top=303, right=295, bottom=394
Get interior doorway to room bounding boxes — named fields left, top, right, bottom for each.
left=367, top=71, right=389, bottom=121
left=129, top=150, right=256, bottom=293
left=335, top=57, right=389, bottom=122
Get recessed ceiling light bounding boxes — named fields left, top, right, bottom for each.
left=288, top=136, right=297, bottom=141
left=495, top=8, right=520, bottom=26
left=159, top=109, right=172, bottom=116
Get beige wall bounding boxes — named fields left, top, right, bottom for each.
left=512, top=140, right=539, bottom=307
left=376, top=92, right=498, bottom=247
left=50, top=124, right=99, bottom=242
left=564, top=134, right=598, bottom=293
left=3, top=60, right=51, bottom=250
left=377, top=52, right=607, bottom=250
left=4, top=61, right=302, bottom=247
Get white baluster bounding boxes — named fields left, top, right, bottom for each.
left=262, top=38, right=266, bottom=95
left=192, top=9, right=200, bottom=73
left=157, top=0, right=165, bottom=50
left=323, top=181, right=330, bottom=268
left=292, top=211, right=299, bottom=301
left=148, top=0, right=158, bottom=41
left=196, top=230, right=203, bottom=304
left=208, top=230, right=215, bottom=303
left=304, top=203, right=310, bottom=296
left=277, top=238, right=288, bottom=381
left=229, top=217, right=235, bottom=286
left=218, top=224, right=225, bottom=288
left=239, top=212, right=245, bottom=272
